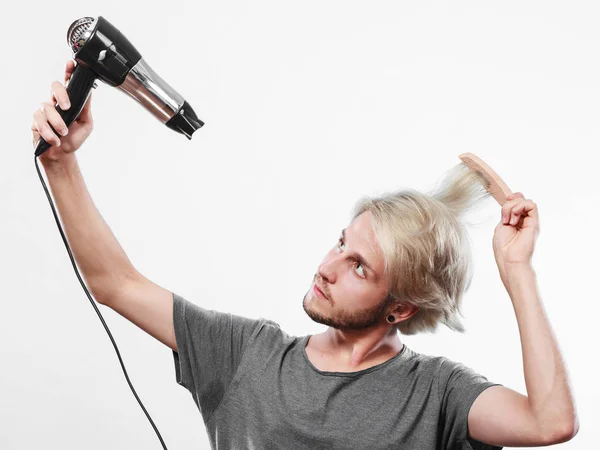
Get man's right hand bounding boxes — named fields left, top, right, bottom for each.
left=31, top=59, right=94, bottom=163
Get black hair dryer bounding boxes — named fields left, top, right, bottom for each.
left=35, top=16, right=204, bottom=157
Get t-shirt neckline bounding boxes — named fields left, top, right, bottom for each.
left=300, top=334, right=409, bottom=377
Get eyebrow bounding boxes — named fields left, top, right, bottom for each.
left=341, top=228, right=377, bottom=278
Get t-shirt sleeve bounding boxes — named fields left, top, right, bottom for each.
left=171, top=292, right=264, bottom=424
left=438, top=357, right=504, bottom=450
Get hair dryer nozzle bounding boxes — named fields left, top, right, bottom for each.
left=165, top=101, right=204, bottom=139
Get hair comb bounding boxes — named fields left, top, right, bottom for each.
left=458, top=152, right=513, bottom=206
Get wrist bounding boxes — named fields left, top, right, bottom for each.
left=497, top=260, right=534, bottom=294
left=505, top=261, right=535, bottom=273
left=505, top=263, right=536, bottom=291
left=40, top=152, right=78, bottom=172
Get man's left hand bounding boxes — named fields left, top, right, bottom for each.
left=493, top=192, right=540, bottom=273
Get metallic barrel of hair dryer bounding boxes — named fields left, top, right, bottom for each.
left=35, top=16, right=204, bottom=157
left=68, top=16, right=204, bottom=138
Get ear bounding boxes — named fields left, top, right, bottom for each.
left=395, top=303, right=420, bottom=321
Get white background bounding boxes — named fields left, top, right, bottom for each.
left=1, top=1, right=597, bottom=449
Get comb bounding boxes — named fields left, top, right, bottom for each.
left=458, top=152, right=513, bottom=206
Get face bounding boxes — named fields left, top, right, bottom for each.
left=302, top=211, right=394, bottom=331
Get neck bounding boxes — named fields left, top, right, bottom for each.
left=320, top=325, right=403, bottom=368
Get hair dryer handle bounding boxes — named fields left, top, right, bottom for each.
left=35, top=63, right=97, bottom=157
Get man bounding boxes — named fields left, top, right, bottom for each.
left=34, top=60, right=578, bottom=449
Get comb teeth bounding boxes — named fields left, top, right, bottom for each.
left=458, top=152, right=513, bottom=206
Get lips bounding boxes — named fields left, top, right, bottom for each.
left=314, top=283, right=328, bottom=300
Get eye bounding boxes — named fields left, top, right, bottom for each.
left=337, top=238, right=366, bottom=278
left=354, top=261, right=366, bottom=278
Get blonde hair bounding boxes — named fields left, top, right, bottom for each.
left=350, top=163, right=491, bottom=335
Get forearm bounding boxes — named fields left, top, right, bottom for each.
left=40, top=154, right=139, bottom=301
left=506, top=263, right=578, bottom=436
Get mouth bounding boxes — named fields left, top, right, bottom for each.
left=313, top=283, right=329, bottom=301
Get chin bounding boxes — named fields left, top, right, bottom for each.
left=302, top=296, right=334, bottom=327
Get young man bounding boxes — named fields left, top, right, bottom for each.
left=34, top=60, right=578, bottom=449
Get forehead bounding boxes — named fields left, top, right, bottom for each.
left=345, top=212, right=384, bottom=279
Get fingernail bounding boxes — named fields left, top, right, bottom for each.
left=510, top=216, right=516, bottom=225
left=56, top=140, right=61, bottom=146
left=62, top=102, right=70, bottom=110
left=61, top=128, right=68, bottom=136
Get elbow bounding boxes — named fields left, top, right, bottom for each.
left=542, top=417, right=579, bottom=445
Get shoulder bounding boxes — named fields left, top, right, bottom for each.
left=401, top=346, right=448, bottom=374
left=435, top=355, right=490, bottom=382
left=399, top=349, right=487, bottom=390
left=246, top=317, right=297, bottom=352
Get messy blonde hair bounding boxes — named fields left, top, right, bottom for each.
left=350, top=163, right=492, bottom=335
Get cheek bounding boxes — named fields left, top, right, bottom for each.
left=338, top=274, right=367, bottom=295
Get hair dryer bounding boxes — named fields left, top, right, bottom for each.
left=34, top=16, right=204, bottom=157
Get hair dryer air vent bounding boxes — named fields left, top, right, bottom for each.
left=67, top=17, right=96, bottom=52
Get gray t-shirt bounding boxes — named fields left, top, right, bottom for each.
left=172, top=292, right=503, bottom=450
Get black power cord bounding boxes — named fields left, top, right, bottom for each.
left=34, top=154, right=169, bottom=450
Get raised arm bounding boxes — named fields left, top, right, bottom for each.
left=33, top=60, right=177, bottom=352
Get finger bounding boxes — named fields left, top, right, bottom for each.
left=50, top=80, right=71, bottom=110
left=49, top=60, right=74, bottom=104
left=509, top=206, right=524, bottom=225
left=31, top=118, right=41, bottom=146
left=501, top=198, right=522, bottom=223
left=505, top=194, right=526, bottom=224
left=510, top=200, right=538, bottom=225
left=507, top=199, right=528, bottom=225
left=65, top=59, right=75, bottom=84
left=511, top=199, right=532, bottom=216
left=33, top=109, right=61, bottom=147
left=41, top=101, right=69, bottom=136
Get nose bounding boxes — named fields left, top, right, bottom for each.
left=317, top=256, right=337, bottom=285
